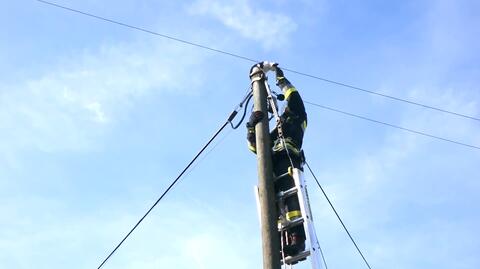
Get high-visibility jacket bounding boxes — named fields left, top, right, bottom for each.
left=247, top=77, right=307, bottom=155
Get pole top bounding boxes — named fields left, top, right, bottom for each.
left=249, top=64, right=265, bottom=82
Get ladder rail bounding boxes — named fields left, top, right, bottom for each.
left=292, top=168, right=323, bottom=269
left=254, top=168, right=324, bottom=269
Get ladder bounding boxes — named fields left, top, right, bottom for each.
left=255, top=167, right=324, bottom=269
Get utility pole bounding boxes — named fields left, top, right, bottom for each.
left=249, top=65, right=281, bottom=269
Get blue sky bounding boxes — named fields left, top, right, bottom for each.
left=1, top=0, right=479, bottom=268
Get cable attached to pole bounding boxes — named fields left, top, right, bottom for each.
left=97, top=99, right=246, bottom=269
left=97, top=121, right=228, bottom=269
left=305, top=161, right=373, bottom=269
left=229, top=89, right=253, bottom=129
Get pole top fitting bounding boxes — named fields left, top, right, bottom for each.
left=249, top=64, right=265, bottom=82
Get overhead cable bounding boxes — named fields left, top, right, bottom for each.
left=96, top=101, right=251, bottom=268
left=284, top=68, right=480, bottom=122
left=36, top=0, right=480, bottom=122
left=304, top=100, right=480, bottom=151
left=35, top=0, right=257, bottom=63
left=170, top=127, right=234, bottom=195
left=305, top=162, right=372, bottom=269
left=229, top=89, right=253, bottom=129
left=95, top=87, right=247, bottom=268
left=96, top=121, right=229, bottom=269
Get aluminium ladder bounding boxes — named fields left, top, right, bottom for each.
left=255, top=167, right=323, bottom=269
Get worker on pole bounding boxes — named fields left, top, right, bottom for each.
left=247, top=62, right=308, bottom=257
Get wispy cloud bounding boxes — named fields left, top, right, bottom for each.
left=0, top=196, right=260, bottom=269
left=425, top=0, right=480, bottom=65
left=308, top=86, right=480, bottom=268
left=0, top=40, right=210, bottom=157
left=188, top=0, right=297, bottom=49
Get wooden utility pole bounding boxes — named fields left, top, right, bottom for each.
left=249, top=65, right=281, bottom=269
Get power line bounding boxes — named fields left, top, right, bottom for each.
left=318, top=241, right=329, bottom=269
left=96, top=121, right=230, bottom=269
left=285, top=68, right=480, bottom=122
left=36, top=0, right=257, bottom=63
left=168, top=127, right=233, bottom=198
left=36, top=0, right=480, bottom=123
left=305, top=161, right=372, bottom=269
left=304, top=100, right=480, bottom=150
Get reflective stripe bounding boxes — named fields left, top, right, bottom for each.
left=284, top=87, right=297, bottom=100
left=273, top=138, right=301, bottom=156
left=301, top=120, right=307, bottom=132
left=286, top=210, right=302, bottom=221
left=248, top=143, right=257, bottom=153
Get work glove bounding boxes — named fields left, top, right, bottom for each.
left=275, top=67, right=285, bottom=79
left=247, top=128, right=256, bottom=145
left=246, top=111, right=263, bottom=145
left=246, top=110, right=264, bottom=128
left=258, top=61, right=278, bottom=74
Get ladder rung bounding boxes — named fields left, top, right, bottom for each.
left=274, top=172, right=291, bottom=181
left=278, top=217, right=304, bottom=231
left=276, top=187, right=298, bottom=200
left=282, top=250, right=310, bottom=265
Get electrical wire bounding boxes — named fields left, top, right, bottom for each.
left=305, top=161, right=372, bottom=269
left=169, top=127, right=233, bottom=196
left=36, top=0, right=480, bottom=123
left=35, top=0, right=257, bottom=63
left=283, top=68, right=480, bottom=122
left=95, top=86, right=248, bottom=268
left=96, top=121, right=230, bottom=269
left=304, top=100, right=480, bottom=151
left=318, top=241, right=329, bottom=269
left=230, top=91, right=253, bottom=129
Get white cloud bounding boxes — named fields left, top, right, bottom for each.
left=425, top=0, right=480, bottom=65
left=0, top=40, right=210, bottom=157
left=405, top=87, right=479, bottom=140
left=310, top=85, right=480, bottom=267
left=344, top=84, right=479, bottom=187
left=0, top=196, right=260, bottom=269
left=188, top=0, right=297, bottom=49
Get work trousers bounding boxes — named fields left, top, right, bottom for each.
left=272, top=151, right=306, bottom=240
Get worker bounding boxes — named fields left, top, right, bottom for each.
left=247, top=62, right=308, bottom=257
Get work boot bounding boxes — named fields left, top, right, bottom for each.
left=283, top=233, right=305, bottom=257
